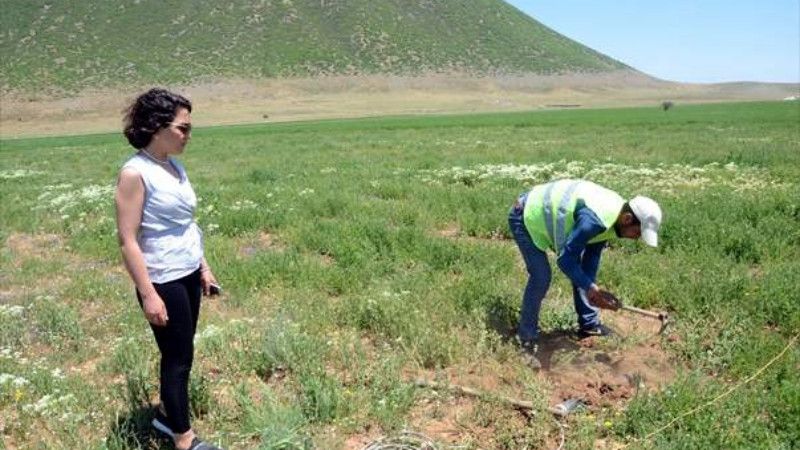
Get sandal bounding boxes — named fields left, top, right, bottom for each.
left=151, top=409, right=175, bottom=439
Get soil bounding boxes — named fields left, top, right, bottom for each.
left=357, top=312, right=678, bottom=448
left=545, top=312, right=676, bottom=409
left=5, top=233, right=64, bottom=260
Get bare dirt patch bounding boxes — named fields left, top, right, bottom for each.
left=3, top=233, right=73, bottom=304
left=435, top=223, right=460, bottom=239
left=391, top=312, right=675, bottom=446
left=419, top=226, right=679, bottom=445
left=237, top=231, right=286, bottom=259
left=434, top=223, right=508, bottom=243
left=545, top=312, right=676, bottom=410
left=406, top=396, right=489, bottom=446
left=5, top=233, right=64, bottom=262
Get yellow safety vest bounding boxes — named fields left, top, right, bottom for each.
left=523, top=179, right=624, bottom=254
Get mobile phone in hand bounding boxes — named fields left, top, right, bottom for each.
left=209, top=283, right=222, bottom=296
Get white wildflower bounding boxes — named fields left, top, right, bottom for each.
left=0, top=305, right=24, bottom=318
left=0, top=373, right=30, bottom=387
left=418, top=161, right=789, bottom=193
left=22, top=393, right=75, bottom=415
left=194, top=324, right=222, bottom=344
left=230, top=199, right=258, bottom=211
left=35, top=184, right=114, bottom=213
left=0, top=169, right=46, bottom=179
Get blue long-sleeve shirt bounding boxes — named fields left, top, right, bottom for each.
left=556, top=202, right=609, bottom=290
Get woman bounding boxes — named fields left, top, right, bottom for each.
left=115, top=88, right=223, bottom=450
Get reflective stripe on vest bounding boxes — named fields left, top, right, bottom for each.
left=523, top=179, right=624, bottom=254
left=542, top=180, right=582, bottom=254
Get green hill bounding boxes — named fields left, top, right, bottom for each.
left=0, top=0, right=630, bottom=95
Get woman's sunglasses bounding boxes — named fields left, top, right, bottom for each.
left=170, top=123, right=192, bottom=135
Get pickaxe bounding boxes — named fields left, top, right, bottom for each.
left=619, top=303, right=671, bottom=334
left=583, top=289, right=671, bottom=334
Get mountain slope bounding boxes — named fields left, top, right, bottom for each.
left=0, top=0, right=630, bottom=94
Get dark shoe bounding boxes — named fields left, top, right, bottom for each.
left=577, top=324, right=614, bottom=339
left=518, top=337, right=538, bottom=352
left=185, top=437, right=224, bottom=450
left=517, top=338, right=542, bottom=370
left=151, top=410, right=174, bottom=439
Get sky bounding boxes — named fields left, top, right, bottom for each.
left=505, top=0, right=800, bottom=84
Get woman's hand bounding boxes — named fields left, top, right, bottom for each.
left=142, top=291, right=169, bottom=326
left=201, top=266, right=219, bottom=296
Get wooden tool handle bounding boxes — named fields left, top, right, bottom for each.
left=621, top=304, right=664, bottom=319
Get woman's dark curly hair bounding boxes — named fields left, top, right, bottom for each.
left=123, top=88, right=192, bottom=149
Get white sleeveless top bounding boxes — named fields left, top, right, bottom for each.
left=122, top=153, right=204, bottom=283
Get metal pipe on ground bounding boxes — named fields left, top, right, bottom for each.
left=413, top=379, right=580, bottom=417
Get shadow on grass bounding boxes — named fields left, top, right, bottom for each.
left=485, top=295, right=583, bottom=370
left=535, top=330, right=582, bottom=371
left=485, top=295, right=519, bottom=342
left=107, top=405, right=174, bottom=450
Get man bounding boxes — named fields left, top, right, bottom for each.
left=508, top=179, right=662, bottom=368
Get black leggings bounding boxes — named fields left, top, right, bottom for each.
left=137, top=268, right=202, bottom=434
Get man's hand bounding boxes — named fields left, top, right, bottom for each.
left=586, top=287, right=622, bottom=311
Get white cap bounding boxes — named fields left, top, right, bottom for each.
left=629, top=196, right=662, bottom=247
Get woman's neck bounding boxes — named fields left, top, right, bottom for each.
left=142, top=147, right=170, bottom=163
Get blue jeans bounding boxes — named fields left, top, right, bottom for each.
left=509, top=194, right=600, bottom=340
left=571, top=248, right=602, bottom=330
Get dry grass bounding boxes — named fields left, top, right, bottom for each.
left=2, top=72, right=797, bottom=138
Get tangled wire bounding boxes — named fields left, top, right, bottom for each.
left=361, top=430, right=446, bottom=450
left=360, top=424, right=566, bottom=450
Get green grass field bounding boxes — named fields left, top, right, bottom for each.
left=1, top=101, right=799, bottom=449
